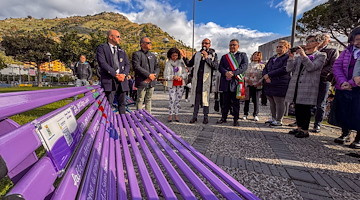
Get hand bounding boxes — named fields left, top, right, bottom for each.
left=263, top=74, right=269, bottom=80
left=201, top=50, right=209, bottom=58
left=354, top=76, right=360, bottom=86
left=341, top=81, right=352, bottom=90
left=297, top=46, right=306, bottom=57
left=225, top=71, right=233, bottom=79
left=180, top=49, right=186, bottom=58
left=265, top=78, right=271, bottom=83
left=144, top=78, right=152, bottom=83
left=116, top=74, right=125, bottom=82
left=173, top=75, right=180, bottom=81
left=149, top=74, right=156, bottom=81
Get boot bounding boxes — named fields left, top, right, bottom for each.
left=349, top=132, right=360, bottom=149
left=334, top=130, right=351, bottom=144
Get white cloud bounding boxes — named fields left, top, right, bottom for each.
left=274, top=0, right=328, bottom=16
left=0, top=0, right=281, bottom=57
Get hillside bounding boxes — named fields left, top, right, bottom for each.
left=0, top=12, right=191, bottom=56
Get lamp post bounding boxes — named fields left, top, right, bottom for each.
left=290, top=0, right=298, bottom=47
left=46, top=52, right=51, bottom=86
left=192, top=0, right=202, bottom=56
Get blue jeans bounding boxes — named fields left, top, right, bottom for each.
left=314, top=81, right=330, bottom=125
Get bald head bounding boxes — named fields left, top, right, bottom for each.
left=107, top=29, right=121, bottom=45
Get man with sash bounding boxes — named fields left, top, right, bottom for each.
left=217, top=39, right=248, bottom=126
left=183, top=38, right=218, bottom=124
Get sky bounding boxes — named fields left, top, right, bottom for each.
left=0, top=0, right=327, bottom=57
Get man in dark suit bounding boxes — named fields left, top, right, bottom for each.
left=132, top=37, right=159, bottom=113
left=96, top=29, right=130, bottom=114
left=217, top=39, right=248, bottom=126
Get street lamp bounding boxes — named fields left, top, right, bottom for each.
left=192, top=0, right=202, bottom=56
left=290, top=0, right=298, bottom=47
left=46, top=52, right=51, bottom=86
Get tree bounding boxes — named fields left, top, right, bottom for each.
left=1, top=31, right=58, bottom=86
left=297, top=0, right=360, bottom=47
left=57, top=31, right=87, bottom=66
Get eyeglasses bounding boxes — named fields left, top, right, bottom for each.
left=143, top=42, right=152, bottom=45
left=305, top=40, right=317, bottom=44
left=276, top=46, right=284, bottom=48
left=202, top=42, right=210, bottom=45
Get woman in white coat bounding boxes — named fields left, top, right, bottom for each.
left=164, top=48, right=188, bottom=122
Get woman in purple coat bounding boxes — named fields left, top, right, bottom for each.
left=332, top=27, right=360, bottom=149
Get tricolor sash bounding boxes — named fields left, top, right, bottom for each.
left=225, top=53, right=239, bottom=71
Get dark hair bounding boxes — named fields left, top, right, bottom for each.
left=306, top=34, right=322, bottom=42
left=251, top=51, right=263, bottom=62
left=348, top=26, right=360, bottom=43
left=167, top=48, right=181, bottom=60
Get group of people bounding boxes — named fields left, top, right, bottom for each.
left=78, top=28, right=359, bottom=149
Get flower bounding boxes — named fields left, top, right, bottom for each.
left=173, top=66, right=179, bottom=73
left=308, top=55, right=315, bottom=61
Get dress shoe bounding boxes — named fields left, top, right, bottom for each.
left=288, top=129, right=299, bottom=135
left=311, top=124, right=321, bottom=133
left=295, top=131, right=309, bottom=138
left=349, top=141, right=360, bottom=149
left=216, top=119, right=227, bottom=124
left=189, top=118, right=197, bottom=123
left=233, top=120, right=239, bottom=126
left=203, top=118, right=209, bottom=124
left=334, top=131, right=351, bottom=144
left=288, top=121, right=297, bottom=127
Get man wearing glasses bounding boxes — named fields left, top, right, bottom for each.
left=183, top=38, right=218, bottom=124
left=96, top=29, right=130, bottom=114
left=132, top=37, right=160, bottom=113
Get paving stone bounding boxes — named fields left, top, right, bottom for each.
left=260, top=162, right=272, bottom=176
left=276, top=166, right=290, bottom=178
left=318, top=173, right=342, bottom=189
left=230, top=157, right=238, bottom=168
left=330, top=175, right=353, bottom=192
left=309, top=172, right=330, bottom=187
left=295, top=185, right=332, bottom=197
left=341, top=177, right=360, bottom=193
left=292, top=180, right=325, bottom=190
left=280, top=159, right=304, bottom=168
left=298, top=191, right=333, bottom=200
left=238, top=159, right=246, bottom=170
left=245, top=160, right=254, bottom=171
left=224, top=156, right=231, bottom=167
left=210, top=154, right=217, bottom=163
left=268, top=165, right=281, bottom=177
left=286, top=168, right=317, bottom=183
left=216, top=155, right=224, bottom=166
left=252, top=161, right=263, bottom=174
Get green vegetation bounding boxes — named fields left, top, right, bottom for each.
left=297, top=0, right=360, bottom=47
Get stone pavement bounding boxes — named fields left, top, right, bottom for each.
left=134, top=91, right=360, bottom=200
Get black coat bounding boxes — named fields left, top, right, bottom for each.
left=96, top=43, right=130, bottom=92
left=262, top=54, right=291, bottom=97
left=132, top=50, right=160, bottom=88
left=218, top=52, right=248, bottom=92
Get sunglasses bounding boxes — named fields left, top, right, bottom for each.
left=229, top=44, right=238, bottom=46
left=113, top=35, right=120, bottom=38
left=202, top=42, right=210, bottom=45
left=142, top=42, right=152, bottom=45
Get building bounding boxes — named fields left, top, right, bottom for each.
left=258, top=36, right=345, bottom=61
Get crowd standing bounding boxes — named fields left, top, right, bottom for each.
left=73, top=27, right=360, bottom=149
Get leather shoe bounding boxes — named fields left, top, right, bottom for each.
left=216, top=119, right=227, bottom=124
left=295, top=131, right=309, bottom=138
left=288, top=129, right=299, bottom=135
left=288, top=121, right=297, bottom=127
left=203, top=118, right=209, bottom=124
left=189, top=118, right=197, bottom=123
left=233, top=120, right=239, bottom=126
left=311, top=124, right=321, bottom=133
left=334, top=136, right=351, bottom=144
left=349, top=141, right=360, bottom=149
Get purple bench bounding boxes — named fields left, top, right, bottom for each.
left=0, top=86, right=260, bottom=200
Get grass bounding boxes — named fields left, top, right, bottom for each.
left=0, top=86, right=73, bottom=197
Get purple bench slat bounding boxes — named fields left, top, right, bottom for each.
left=143, top=110, right=261, bottom=200
left=113, top=111, right=127, bottom=200
left=108, top=113, right=117, bottom=200
left=125, top=114, right=177, bottom=199
left=130, top=112, right=196, bottom=199
left=77, top=103, right=111, bottom=200
left=140, top=110, right=243, bottom=200
left=133, top=111, right=218, bottom=199
left=116, top=114, right=142, bottom=199
left=0, top=86, right=100, bottom=120
left=51, top=94, right=106, bottom=200
left=120, top=114, right=159, bottom=199
left=6, top=157, right=57, bottom=200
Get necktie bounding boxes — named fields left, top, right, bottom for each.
left=113, top=46, right=120, bottom=71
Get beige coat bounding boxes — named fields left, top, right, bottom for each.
left=190, top=52, right=216, bottom=106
